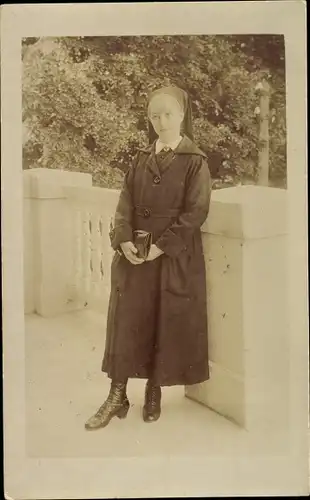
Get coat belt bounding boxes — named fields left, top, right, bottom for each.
left=134, top=206, right=181, bottom=219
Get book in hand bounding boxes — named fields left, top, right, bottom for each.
left=133, top=230, right=152, bottom=260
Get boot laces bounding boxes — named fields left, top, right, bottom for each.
left=147, top=384, right=161, bottom=409
left=95, top=384, right=126, bottom=416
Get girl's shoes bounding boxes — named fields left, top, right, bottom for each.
left=143, top=380, right=161, bottom=422
left=85, top=380, right=162, bottom=429
left=85, top=382, right=129, bottom=430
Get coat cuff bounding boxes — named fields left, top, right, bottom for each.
left=110, top=225, right=133, bottom=251
left=155, top=229, right=187, bottom=258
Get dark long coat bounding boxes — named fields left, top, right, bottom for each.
left=102, top=135, right=212, bottom=386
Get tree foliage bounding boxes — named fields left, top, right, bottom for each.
left=22, top=35, right=286, bottom=189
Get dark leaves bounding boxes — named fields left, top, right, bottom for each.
left=22, top=35, right=286, bottom=188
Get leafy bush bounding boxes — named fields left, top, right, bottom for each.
left=22, top=35, right=286, bottom=189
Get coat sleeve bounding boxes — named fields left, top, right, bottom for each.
left=155, top=156, right=212, bottom=257
left=110, top=154, right=138, bottom=251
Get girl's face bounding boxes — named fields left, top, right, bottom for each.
left=148, top=94, right=184, bottom=143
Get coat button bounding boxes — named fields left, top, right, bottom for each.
left=143, top=208, right=151, bottom=218
left=153, top=175, right=161, bottom=184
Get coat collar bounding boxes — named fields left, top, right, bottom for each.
left=138, top=135, right=207, bottom=158
left=156, top=136, right=182, bottom=154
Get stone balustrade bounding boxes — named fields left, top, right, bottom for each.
left=23, top=168, right=289, bottom=436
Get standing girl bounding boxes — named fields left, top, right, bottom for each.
left=85, top=85, right=212, bottom=430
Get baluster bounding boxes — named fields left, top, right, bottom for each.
left=101, top=215, right=112, bottom=296
left=81, top=210, right=91, bottom=302
left=100, top=215, right=105, bottom=285
left=99, top=217, right=104, bottom=281
left=90, top=211, right=102, bottom=309
left=74, top=209, right=83, bottom=300
left=97, top=214, right=106, bottom=310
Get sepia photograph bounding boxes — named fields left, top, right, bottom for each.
left=22, top=32, right=289, bottom=450
left=2, top=2, right=308, bottom=499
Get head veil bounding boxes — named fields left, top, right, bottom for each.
left=147, top=85, right=193, bottom=144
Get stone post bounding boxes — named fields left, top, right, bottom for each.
left=23, top=168, right=92, bottom=317
left=185, top=185, right=289, bottom=436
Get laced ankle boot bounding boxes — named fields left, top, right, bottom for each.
left=142, top=380, right=161, bottom=423
left=85, top=381, right=129, bottom=431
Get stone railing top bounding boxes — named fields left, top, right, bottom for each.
left=23, top=169, right=287, bottom=240
left=210, top=184, right=286, bottom=205
left=24, top=168, right=92, bottom=199
left=202, top=185, right=287, bottom=239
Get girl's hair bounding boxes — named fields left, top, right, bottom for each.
left=148, top=85, right=188, bottom=113
left=147, top=93, right=184, bottom=117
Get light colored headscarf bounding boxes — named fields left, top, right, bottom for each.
left=147, top=85, right=193, bottom=144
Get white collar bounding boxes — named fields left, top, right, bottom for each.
left=155, top=136, right=182, bottom=154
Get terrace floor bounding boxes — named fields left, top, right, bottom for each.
left=22, top=309, right=309, bottom=497
left=25, top=308, right=253, bottom=459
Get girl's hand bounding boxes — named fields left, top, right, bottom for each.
left=120, top=241, right=144, bottom=265
left=146, top=244, right=164, bottom=262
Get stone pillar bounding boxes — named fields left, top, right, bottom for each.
left=185, top=185, right=289, bottom=435
left=23, top=168, right=92, bottom=317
